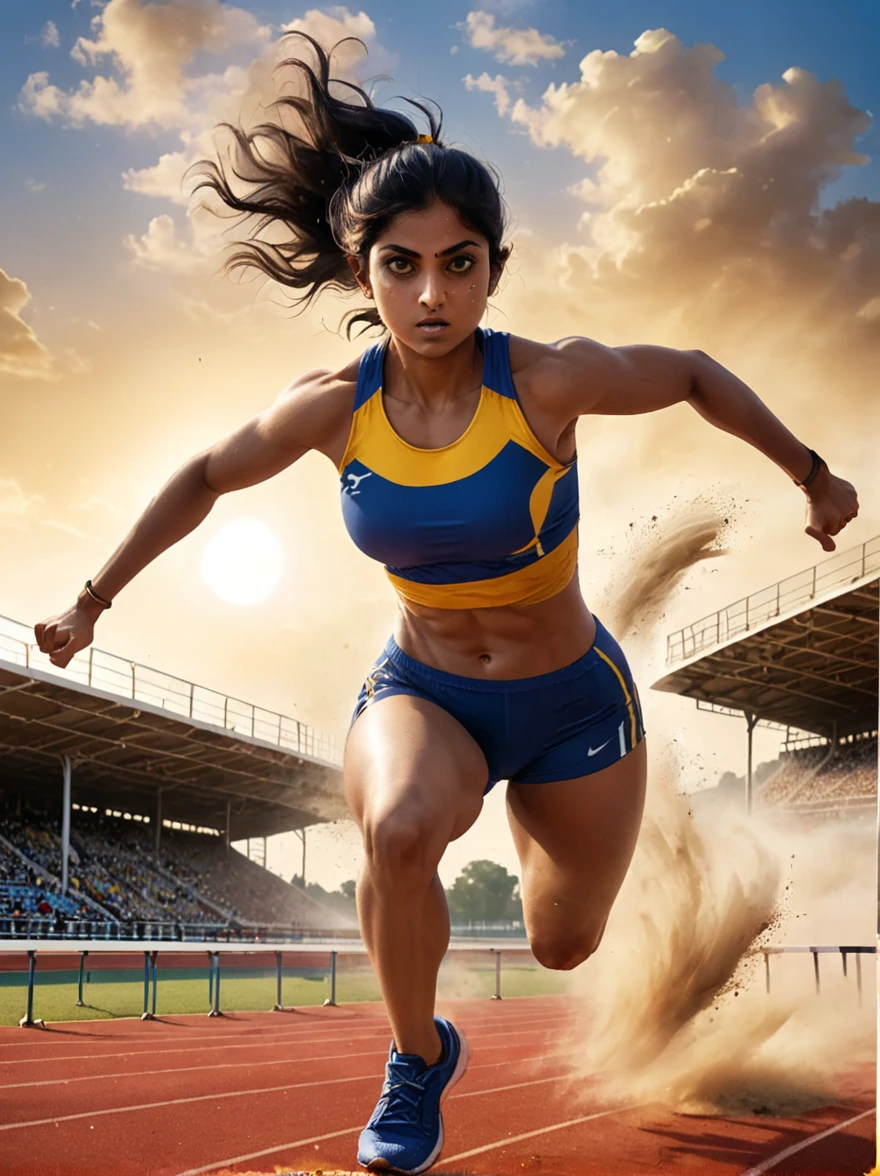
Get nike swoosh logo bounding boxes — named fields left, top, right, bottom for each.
left=587, top=739, right=611, bottom=756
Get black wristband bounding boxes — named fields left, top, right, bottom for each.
left=84, top=580, right=112, bottom=609
left=794, top=448, right=825, bottom=488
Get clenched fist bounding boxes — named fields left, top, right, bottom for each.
left=34, top=597, right=103, bottom=670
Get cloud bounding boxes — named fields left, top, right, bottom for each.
left=461, top=9, right=564, bottom=67
left=491, top=29, right=879, bottom=398
left=24, top=179, right=47, bottom=194
left=41, top=21, right=61, bottom=48
left=123, top=214, right=211, bottom=273
left=0, top=479, right=46, bottom=524
left=19, top=2, right=397, bottom=277
left=123, top=151, right=191, bottom=205
left=0, top=268, right=60, bottom=381
left=0, top=478, right=108, bottom=540
left=20, top=0, right=272, bottom=130
left=464, top=71, right=512, bottom=117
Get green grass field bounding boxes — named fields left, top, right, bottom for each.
left=1, top=963, right=569, bottom=1026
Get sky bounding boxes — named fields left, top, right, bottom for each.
left=1, top=0, right=878, bottom=892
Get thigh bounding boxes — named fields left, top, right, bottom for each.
left=506, top=737, right=647, bottom=940
left=344, top=693, right=490, bottom=854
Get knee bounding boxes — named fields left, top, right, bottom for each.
left=530, top=921, right=606, bottom=972
left=362, top=810, right=442, bottom=889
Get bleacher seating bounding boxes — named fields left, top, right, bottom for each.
left=0, top=836, right=92, bottom=935
left=758, top=745, right=828, bottom=806
left=759, top=735, right=877, bottom=813
left=154, top=828, right=341, bottom=927
left=0, top=806, right=344, bottom=936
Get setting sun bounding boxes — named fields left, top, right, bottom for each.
left=200, top=519, right=284, bottom=606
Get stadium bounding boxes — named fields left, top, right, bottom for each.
left=0, top=535, right=876, bottom=1175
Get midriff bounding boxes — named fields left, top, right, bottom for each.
left=393, top=572, right=597, bottom=679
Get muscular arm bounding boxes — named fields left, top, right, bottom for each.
left=36, top=367, right=350, bottom=665
left=202, top=369, right=342, bottom=492
left=528, top=337, right=859, bottom=551
left=86, top=370, right=339, bottom=605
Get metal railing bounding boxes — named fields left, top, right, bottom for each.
left=666, top=536, right=880, bottom=666
left=2, top=938, right=537, bottom=1025
left=760, top=944, right=873, bottom=1004
left=0, top=614, right=340, bottom=765
left=0, top=918, right=358, bottom=943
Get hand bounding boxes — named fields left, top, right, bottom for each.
left=34, top=596, right=103, bottom=669
left=803, top=466, right=859, bottom=553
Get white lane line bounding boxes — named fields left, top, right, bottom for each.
left=0, top=1045, right=575, bottom=1091
left=173, top=1076, right=596, bottom=1176
left=0, top=1016, right=572, bottom=1068
left=442, top=1105, right=641, bottom=1164
left=0, top=1047, right=387, bottom=1089
left=176, top=1125, right=361, bottom=1176
left=0, top=1064, right=578, bottom=1135
left=739, top=1108, right=875, bottom=1175
left=0, top=992, right=572, bottom=1047
left=0, top=1008, right=572, bottom=1052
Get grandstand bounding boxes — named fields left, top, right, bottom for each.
left=0, top=615, right=349, bottom=940
left=653, top=536, right=879, bottom=819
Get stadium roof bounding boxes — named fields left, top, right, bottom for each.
left=0, top=616, right=345, bottom=840
left=652, top=537, right=879, bottom=740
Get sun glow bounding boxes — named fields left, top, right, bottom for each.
left=200, top=519, right=284, bottom=606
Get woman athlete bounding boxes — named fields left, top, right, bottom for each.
left=34, top=34, right=858, bottom=1176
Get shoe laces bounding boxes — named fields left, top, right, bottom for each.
left=372, top=1056, right=430, bottom=1130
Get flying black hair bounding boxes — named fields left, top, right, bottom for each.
left=185, top=31, right=510, bottom=337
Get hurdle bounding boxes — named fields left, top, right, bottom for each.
left=760, top=944, right=873, bottom=1004
left=1, top=937, right=535, bottom=1025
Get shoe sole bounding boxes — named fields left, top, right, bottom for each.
left=364, top=1025, right=469, bottom=1176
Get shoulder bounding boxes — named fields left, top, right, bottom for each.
left=507, top=333, right=617, bottom=419
left=510, top=333, right=702, bottom=419
left=508, top=333, right=617, bottom=386
left=269, top=355, right=360, bottom=454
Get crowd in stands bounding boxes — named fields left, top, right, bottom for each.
left=760, top=735, right=877, bottom=813
left=0, top=803, right=345, bottom=938
left=759, top=745, right=829, bottom=807
left=155, top=828, right=343, bottom=928
left=0, top=838, right=90, bottom=934
left=797, top=736, right=877, bottom=805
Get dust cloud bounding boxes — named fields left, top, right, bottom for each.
left=560, top=508, right=874, bottom=1116
left=596, top=503, right=730, bottom=642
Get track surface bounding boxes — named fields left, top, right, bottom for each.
left=0, top=994, right=873, bottom=1175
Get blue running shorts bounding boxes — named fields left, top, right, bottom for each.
left=350, top=616, right=646, bottom=794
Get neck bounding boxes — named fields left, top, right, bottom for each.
left=384, top=329, right=484, bottom=409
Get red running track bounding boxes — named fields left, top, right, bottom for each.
left=0, top=993, right=873, bottom=1176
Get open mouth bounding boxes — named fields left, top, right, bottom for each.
left=417, top=319, right=449, bottom=333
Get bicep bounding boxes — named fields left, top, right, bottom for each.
left=202, top=377, right=327, bottom=494
left=551, top=339, right=700, bottom=417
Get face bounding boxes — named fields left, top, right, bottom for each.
left=347, top=200, right=503, bottom=355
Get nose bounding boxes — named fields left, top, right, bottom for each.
left=418, top=269, right=445, bottom=311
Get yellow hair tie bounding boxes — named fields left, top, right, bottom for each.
left=417, top=134, right=433, bottom=144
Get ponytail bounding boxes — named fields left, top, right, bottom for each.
left=187, top=31, right=508, bottom=338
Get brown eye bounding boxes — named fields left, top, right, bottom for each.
left=448, top=256, right=475, bottom=273
left=387, top=257, right=412, bottom=274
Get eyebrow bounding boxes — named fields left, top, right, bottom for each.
left=378, top=239, right=483, bottom=258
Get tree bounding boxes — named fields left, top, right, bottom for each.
left=340, top=879, right=357, bottom=901
left=445, top=860, right=522, bottom=924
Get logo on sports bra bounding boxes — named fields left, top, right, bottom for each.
left=344, top=471, right=372, bottom=496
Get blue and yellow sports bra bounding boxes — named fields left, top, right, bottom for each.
left=337, top=327, right=579, bottom=609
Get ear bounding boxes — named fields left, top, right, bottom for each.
left=347, top=254, right=373, bottom=299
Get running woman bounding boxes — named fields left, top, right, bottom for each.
left=34, top=33, right=859, bottom=1176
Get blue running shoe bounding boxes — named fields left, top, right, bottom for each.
left=357, top=1015, right=468, bottom=1174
